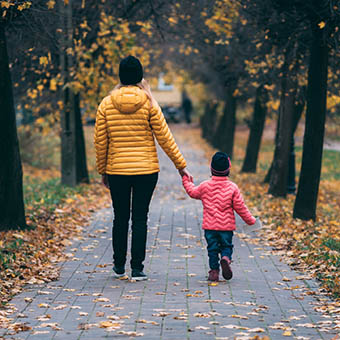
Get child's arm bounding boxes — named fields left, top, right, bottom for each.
left=232, top=187, right=256, bottom=225
left=182, top=176, right=202, bottom=199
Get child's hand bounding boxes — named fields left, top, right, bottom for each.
left=179, top=168, right=193, bottom=182
left=183, top=174, right=194, bottom=183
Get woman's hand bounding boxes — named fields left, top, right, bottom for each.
left=138, top=78, right=157, bottom=108
left=179, top=168, right=193, bottom=182
left=140, top=78, right=151, bottom=92
left=114, top=83, right=123, bottom=90
left=101, top=174, right=110, bottom=189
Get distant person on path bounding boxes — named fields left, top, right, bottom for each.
left=181, top=90, right=193, bottom=124
left=182, top=152, right=256, bottom=281
left=94, top=56, right=192, bottom=281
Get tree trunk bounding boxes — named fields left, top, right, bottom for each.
left=0, top=24, right=26, bottom=230
left=59, top=0, right=88, bottom=186
left=293, top=25, right=328, bottom=220
left=264, top=87, right=304, bottom=184
left=263, top=115, right=279, bottom=183
left=61, top=87, right=77, bottom=186
left=213, top=90, right=237, bottom=158
left=75, top=93, right=89, bottom=183
left=206, top=102, right=219, bottom=144
left=200, top=101, right=218, bottom=141
left=241, top=85, right=268, bottom=173
left=268, top=52, right=297, bottom=197
left=287, top=88, right=305, bottom=193
left=200, top=102, right=209, bottom=138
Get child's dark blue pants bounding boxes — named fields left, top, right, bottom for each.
left=204, top=230, right=234, bottom=270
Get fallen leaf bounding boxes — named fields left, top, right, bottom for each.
left=117, top=331, right=144, bottom=336
left=220, top=325, right=248, bottom=330
left=152, top=312, right=171, bottom=317
left=194, top=312, right=211, bottom=318
left=53, top=304, right=67, bottom=310
left=229, top=314, right=249, bottom=320
left=32, top=330, right=50, bottom=335
left=36, top=314, right=51, bottom=321
left=38, top=303, right=50, bottom=308
left=282, top=277, right=292, bottom=282
left=195, top=325, right=210, bottom=330
left=77, top=323, right=97, bottom=330
left=99, top=321, right=121, bottom=328
left=296, top=323, right=316, bottom=328
left=93, top=297, right=110, bottom=303
left=248, top=327, right=265, bottom=333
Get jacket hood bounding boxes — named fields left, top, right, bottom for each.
left=111, top=86, right=148, bottom=114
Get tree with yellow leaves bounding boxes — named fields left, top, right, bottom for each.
left=239, top=0, right=340, bottom=219
left=0, top=0, right=31, bottom=229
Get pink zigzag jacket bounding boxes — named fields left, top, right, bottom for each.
left=182, top=176, right=256, bottom=231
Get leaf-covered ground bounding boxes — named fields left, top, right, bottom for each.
left=1, top=122, right=338, bottom=312
left=174, top=123, right=340, bottom=299
left=0, top=172, right=110, bottom=305
left=1, top=123, right=339, bottom=340
left=0, top=126, right=109, bottom=305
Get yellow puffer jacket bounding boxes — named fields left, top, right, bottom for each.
left=94, top=86, right=187, bottom=175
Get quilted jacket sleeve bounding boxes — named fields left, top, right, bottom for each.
left=182, top=176, right=202, bottom=199
left=94, top=100, right=108, bottom=175
left=232, top=186, right=256, bottom=225
left=149, top=104, right=187, bottom=170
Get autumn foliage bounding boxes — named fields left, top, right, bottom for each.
left=1, top=0, right=339, bottom=306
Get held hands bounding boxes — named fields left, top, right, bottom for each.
left=101, top=174, right=110, bottom=189
left=179, top=168, right=193, bottom=182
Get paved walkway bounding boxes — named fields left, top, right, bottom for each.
left=1, top=127, right=338, bottom=340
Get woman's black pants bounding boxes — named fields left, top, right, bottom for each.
left=108, top=173, right=158, bottom=271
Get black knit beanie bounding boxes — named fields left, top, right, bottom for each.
left=119, top=56, right=143, bottom=85
left=211, top=152, right=231, bottom=176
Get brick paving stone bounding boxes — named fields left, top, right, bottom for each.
left=1, top=126, right=338, bottom=340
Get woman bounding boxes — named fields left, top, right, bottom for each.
left=94, top=56, right=192, bottom=281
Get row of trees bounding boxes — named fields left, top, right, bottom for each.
left=147, top=0, right=339, bottom=221
left=0, top=0, right=173, bottom=230
left=1, top=0, right=339, bottom=230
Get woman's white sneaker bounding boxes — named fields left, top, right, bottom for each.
left=131, top=270, right=148, bottom=281
left=113, top=266, right=126, bottom=278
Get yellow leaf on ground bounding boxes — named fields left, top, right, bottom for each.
left=282, top=276, right=292, bottom=282
left=318, top=21, right=326, bottom=29
left=229, top=314, right=249, bottom=320
left=99, top=321, right=121, bottom=328
left=248, top=327, right=265, bottom=332
left=47, top=0, right=55, bottom=9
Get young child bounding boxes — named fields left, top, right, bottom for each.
left=182, top=152, right=256, bottom=281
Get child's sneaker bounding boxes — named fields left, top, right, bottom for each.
left=208, top=269, right=219, bottom=281
left=220, top=256, right=232, bottom=280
